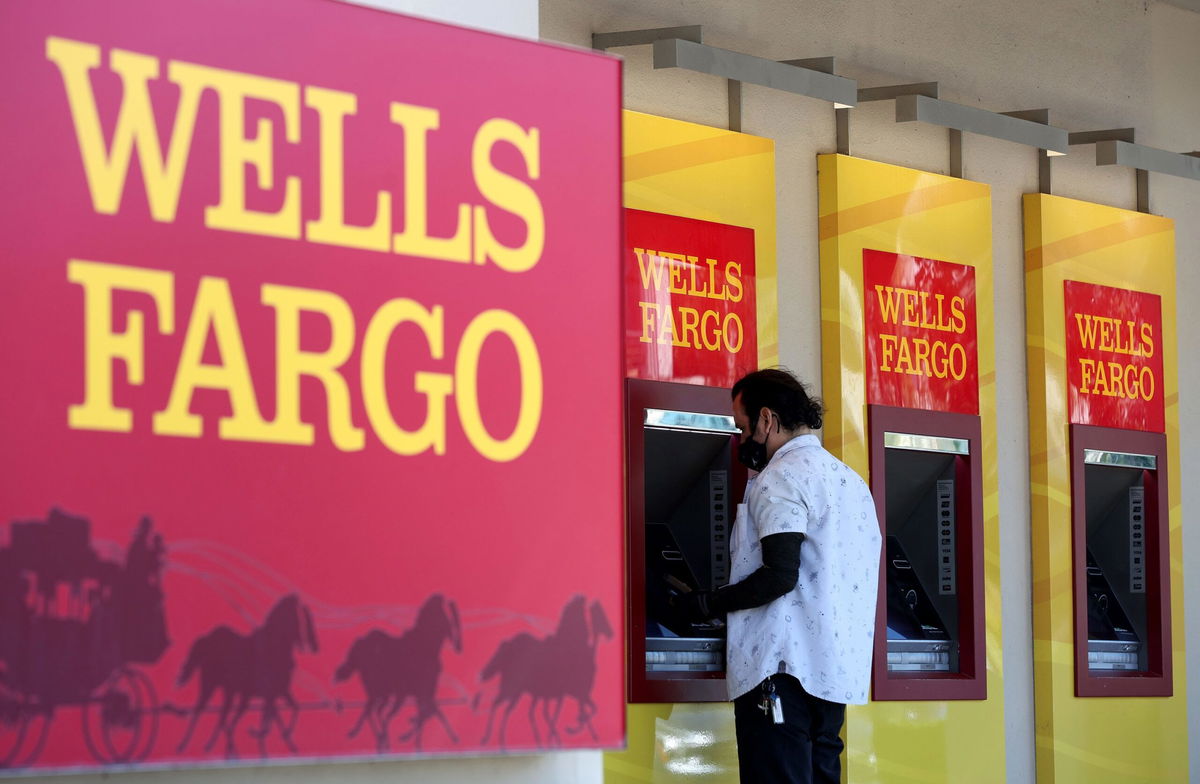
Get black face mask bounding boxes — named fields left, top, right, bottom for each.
left=737, top=436, right=768, bottom=471
left=736, top=411, right=773, bottom=471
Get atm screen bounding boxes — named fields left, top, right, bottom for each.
left=882, top=434, right=965, bottom=673
left=885, top=535, right=950, bottom=641
left=1085, top=549, right=1139, bottom=643
left=646, top=523, right=719, bottom=638
left=1083, top=456, right=1151, bottom=672
left=642, top=416, right=734, bottom=673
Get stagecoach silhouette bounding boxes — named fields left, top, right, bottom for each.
left=0, top=509, right=169, bottom=768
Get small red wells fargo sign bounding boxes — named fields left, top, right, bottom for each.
left=1064, top=280, right=1165, bottom=432
left=863, top=249, right=979, bottom=415
left=624, top=208, right=757, bottom=387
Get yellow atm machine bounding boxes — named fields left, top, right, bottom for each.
left=858, top=245, right=988, bottom=704
left=1024, top=194, right=1186, bottom=783
left=818, top=155, right=1006, bottom=782
left=605, top=111, right=778, bottom=784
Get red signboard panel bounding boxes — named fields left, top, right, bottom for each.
left=1064, top=281, right=1165, bottom=433
left=0, top=0, right=623, bottom=772
left=624, top=208, right=757, bottom=387
left=863, top=249, right=979, bottom=415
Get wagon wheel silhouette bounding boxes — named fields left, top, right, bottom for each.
left=81, top=668, right=159, bottom=764
left=0, top=685, right=51, bottom=768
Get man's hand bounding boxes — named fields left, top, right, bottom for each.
left=671, top=589, right=717, bottom=624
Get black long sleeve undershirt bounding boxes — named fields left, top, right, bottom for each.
left=709, top=532, right=804, bottom=615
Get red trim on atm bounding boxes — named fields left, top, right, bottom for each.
left=626, top=378, right=746, bottom=703
left=1070, top=425, right=1172, bottom=698
left=868, top=405, right=987, bottom=701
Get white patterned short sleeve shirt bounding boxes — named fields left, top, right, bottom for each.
left=725, top=434, right=882, bottom=704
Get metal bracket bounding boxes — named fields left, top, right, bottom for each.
left=1072, top=130, right=1200, bottom=213
left=1068, top=129, right=1149, bottom=213
left=591, top=26, right=703, bottom=51
left=837, top=83, right=940, bottom=157
left=780, top=57, right=837, bottom=74
left=594, top=26, right=742, bottom=131
left=1003, top=109, right=1055, bottom=194
left=856, top=82, right=940, bottom=103
left=652, top=39, right=857, bottom=110
left=1068, top=128, right=1137, bottom=146
left=726, top=56, right=836, bottom=131
left=896, top=95, right=1070, bottom=154
left=1099, top=142, right=1200, bottom=183
left=592, top=28, right=853, bottom=132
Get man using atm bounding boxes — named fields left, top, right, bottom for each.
left=675, top=368, right=881, bottom=784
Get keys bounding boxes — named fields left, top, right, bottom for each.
left=759, top=680, right=785, bottom=724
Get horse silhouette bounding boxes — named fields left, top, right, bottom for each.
left=175, top=594, right=318, bottom=758
left=561, top=599, right=613, bottom=740
left=334, top=594, right=462, bottom=751
left=474, top=595, right=612, bottom=747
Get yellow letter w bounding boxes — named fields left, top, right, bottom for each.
left=46, top=37, right=203, bottom=222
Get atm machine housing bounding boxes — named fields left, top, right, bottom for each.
left=1070, top=424, right=1172, bottom=697
left=869, top=405, right=986, bottom=701
left=627, top=378, right=746, bottom=703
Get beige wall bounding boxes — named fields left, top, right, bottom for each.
left=32, top=2, right=1198, bottom=782
left=538, top=1, right=1197, bottom=782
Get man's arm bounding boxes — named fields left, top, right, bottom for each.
left=677, top=532, right=803, bottom=620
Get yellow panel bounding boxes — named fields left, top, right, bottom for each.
left=817, top=154, right=1006, bottom=783
left=621, top=111, right=778, bottom=369
left=1023, top=193, right=1187, bottom=784
left=604, top=703, right=739, bottom=783
left=609, top=111, right=778, bottom=784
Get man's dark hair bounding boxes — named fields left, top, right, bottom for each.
left=731, top=368, right=824, bottom=431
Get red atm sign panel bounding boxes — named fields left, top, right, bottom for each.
left=863, top=249, right=979, bottom=415
left=624, top=208, right=757, bottom=387
left=1064, top=280, right=1165, bottom=432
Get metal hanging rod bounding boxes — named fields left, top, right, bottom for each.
left=651, top=39, right=856, bottom=108
left=592, top=27, right=856, bottom=132
left=1095, top=139, right=1200, bottom=181
left=596, top=27, right=1198, bottom=197
left=894, top=94, right=1069, bottom=155
left=841, top=82, right=1064, bottom=177
left=1068, top=130, right=1144, bottom=212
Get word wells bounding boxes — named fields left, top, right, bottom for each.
left=67, top=261, right=543, bottom=462
left=635, top=249, right=746, bottom=352
left=874, top=285, right=970, bottom=379
left=1073, top=313, right=1157, bottom=401
left=46, top=37, right=543, bottom=272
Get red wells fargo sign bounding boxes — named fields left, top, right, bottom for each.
left=1064, top=280, right=1165, bottom=432
left=0, top=0, right=623, bottom=772
left=863, top=249, right=979, bottom=415
left=624, top=208, right=757, bottom=387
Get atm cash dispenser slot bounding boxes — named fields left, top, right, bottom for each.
left=627, top=380, right=744, bottom=703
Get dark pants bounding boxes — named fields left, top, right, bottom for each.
left=733, top=674, right=846, bottom=784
